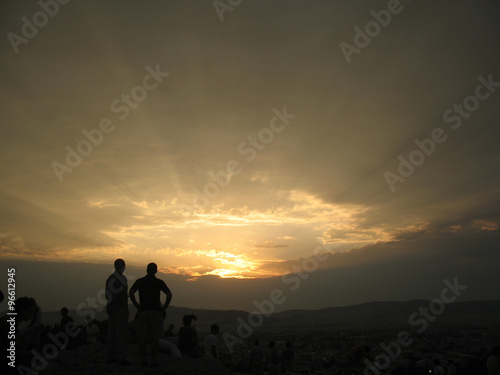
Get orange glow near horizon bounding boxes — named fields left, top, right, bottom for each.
left=0, top=189, right=446, bottom=279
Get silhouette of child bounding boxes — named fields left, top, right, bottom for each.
left=178, top=314, right=199, bottom=358
left=203, top=324, right=219, bottom=358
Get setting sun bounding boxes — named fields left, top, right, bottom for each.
left=0, top=0, right=498, bottom=321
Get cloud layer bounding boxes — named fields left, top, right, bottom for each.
left=0, top=0, right=499, bottom=303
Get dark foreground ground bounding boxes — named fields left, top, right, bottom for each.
left=9, top=324, right=498, bottom=375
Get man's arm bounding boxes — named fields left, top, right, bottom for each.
left=105, top=275, right=116, bottom=302
left=128, top=282, right=141, bottom=310
left=161, top=283, right=172, bottom=310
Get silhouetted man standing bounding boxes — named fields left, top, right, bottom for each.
left=105, top=258, right=130, bottom=365
left=129, top=262, right=172, bottom=368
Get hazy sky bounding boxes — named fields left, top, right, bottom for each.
left=1, top=0, right=499, bottom=313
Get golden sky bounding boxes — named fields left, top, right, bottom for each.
left=0, top=0, right=499, bottom=311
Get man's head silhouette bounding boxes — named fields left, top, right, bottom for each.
left=147, top=262, right=158, bottom=275
left=114, top=258, right=126, bottom=274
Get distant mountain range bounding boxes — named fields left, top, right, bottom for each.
left=267, top=299, right=500, bottom=331
left=7, top=299, right=500, bottom=333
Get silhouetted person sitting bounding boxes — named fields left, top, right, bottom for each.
left=129, top=262, right=173, bottom=368
left=105, top=258, right=130, bottom=365
left=203, top=324, right=219, bottom=358
left=60, top=307, right=73, bottom=331
left=84, top=317, right=100, bottom=344
left=250, top=340, right=265, bottom=375
left=20, top=298, right=43, bottom=350
left=432, top=359, right=445, bottom=375
left=266, top=340, right=281, bottom=375
left=11, top=297, right=40, bottom=350
left=12, top=297, right=37, bottom=323
left=487, top=347, right=500, bottom=375
left=178, top=314, right=199, bottom=358
left=59, top=307, right=75, bottom=349
left=159, top=321, right=181, bottom=358
left=164, top=323, right=175, bottom=337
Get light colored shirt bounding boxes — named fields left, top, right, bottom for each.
left=203, top=333, right=218, bottom=357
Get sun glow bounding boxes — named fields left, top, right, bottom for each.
left=4, top=191, right=393, bottom=279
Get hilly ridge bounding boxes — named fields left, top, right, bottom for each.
left=16, top=299, right=500, bottom=333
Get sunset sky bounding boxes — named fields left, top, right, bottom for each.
left=1, top=0, right=499, bottom=313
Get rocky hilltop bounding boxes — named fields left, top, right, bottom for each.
left=39, top=342, right=238, bottom=375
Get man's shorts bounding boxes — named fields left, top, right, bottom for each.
left=136, top=310, right=163, bottom=339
